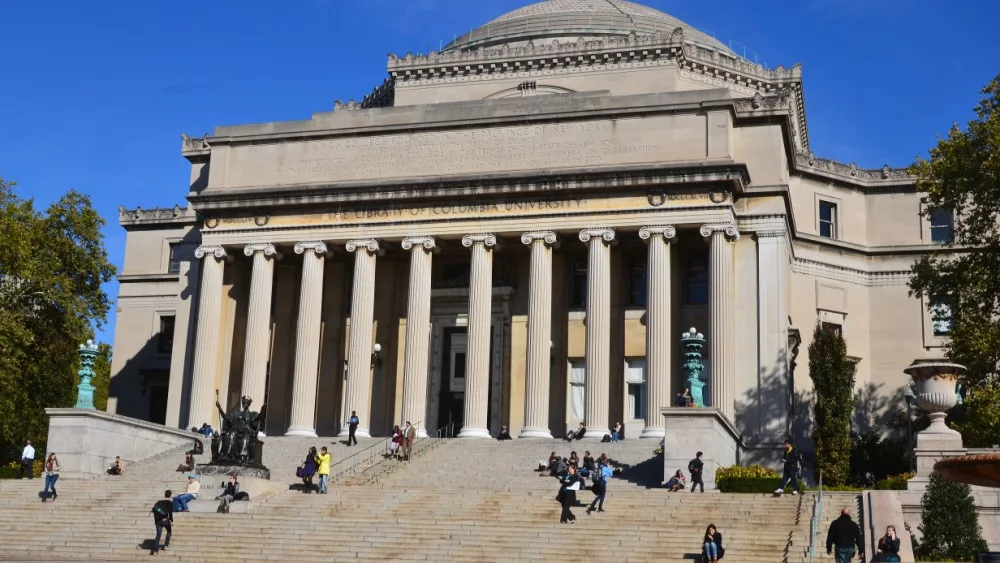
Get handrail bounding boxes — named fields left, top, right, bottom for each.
left=359, top=422, right=455, bottom=485
left=809, top=470, right=824, bottom=563
left=330, top=421, right=423, bottom=481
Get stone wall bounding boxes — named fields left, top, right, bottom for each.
left=45, top=408, right=199, bottom=478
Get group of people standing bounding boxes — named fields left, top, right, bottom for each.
left=296, top=446, right=332, bottom=494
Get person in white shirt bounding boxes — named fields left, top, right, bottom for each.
left=18, top=441, right=35, bottom=479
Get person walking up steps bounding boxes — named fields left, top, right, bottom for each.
left=774, top=438, right=801, bottom=495
left=315, top=447, right=331, bottom=494
left=826, top=507, right=864, bottom=563
left=347, top=411, right=359, bottom=446
left=151, top=490, right=174, bottom=555
left=689, top=451, right=705, bottom=493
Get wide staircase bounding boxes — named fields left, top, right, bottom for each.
left=0, top=435, right=851, bottom=562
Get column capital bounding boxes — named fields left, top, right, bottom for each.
left=345, top=239, right=381, bottom=254
left=194, top=245, right=227, bottom=260
left=294, top=241, right=328, bottom=256
left=462, top=233, right=498, bottom=248
left=699, top=223, right=740, bottom=241
left=243, top=243, right=281, bottom=259
left=521, top=231, right=558, bottom=246
left=639, top=225, right=677, bottom=242
left=401, top=236, right=436, bottom=251
left=578, top=228, right=615, bottom=244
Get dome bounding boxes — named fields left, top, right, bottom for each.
left=443, top=0, right=731, bottom=54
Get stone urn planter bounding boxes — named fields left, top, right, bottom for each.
left=902, top=361, right=966, bottom=437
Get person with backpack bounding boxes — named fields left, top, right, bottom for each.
left=151, top=490, right=174, bottom=555
left=41, top=453, right=60, bottom=501
left=587, top=461, right=612, bottom=514
left=215, top=474, right=241, bottom=513
left=775, top=438, right=802, bottom=495
left=689, top=451, right=705, bottom=493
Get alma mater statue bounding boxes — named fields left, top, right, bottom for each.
left=210, top=390, right=266, bottom=467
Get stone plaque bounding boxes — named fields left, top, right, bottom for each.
left=219, top=114, right=708, bottom=189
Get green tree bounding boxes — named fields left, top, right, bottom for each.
left=918, top=472, right=988, bottom=560
left=91, top=343, right=113, bottom=412
left=950, top=381, right=1000, bottom=448
left=908, top=75, right=1000, bottom=390
left=808, top=322, right=856, bottom=486
left=0, top=178, right=116, bottom=462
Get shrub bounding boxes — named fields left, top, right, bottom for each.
left=809, top=322, right=856, bottom=486
left=874, top=472, right=915, bottom=490
left=850, top=430, right=910, bottom=487
left=715, top=464, right=780, bottom=493
left=917, top=472, right=987, bottom=561
left=0, top=460, right=43, bottom=479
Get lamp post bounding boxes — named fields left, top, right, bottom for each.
left=904, top=380, right=916, bottom=472
left=74, top=339, right=99, bottom=409
left=681, top=328, right=706, bottom=407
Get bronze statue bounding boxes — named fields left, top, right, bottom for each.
left=210, top=390, right=266, bottom=467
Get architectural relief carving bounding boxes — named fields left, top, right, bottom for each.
left=333, top=99, right=361, bottom=112
left=293, top=241, right=328, bottom=256
left=462, top=233, right=498, bottom=248
left=734, top=89, right=792, bottom=112
left=359, top=77, right=395, bottom=109
left=578, top=228, right=616, bottom=243
left=699, top=223, right=740, bottom=241
left=118, top=205, right=188, bottom=223
left=243, top=243, right=279, bottom=258
left=520, top=231, right=558, bottom=246
left=194, top=246, right=227, bottom=260
left=401, top=236, right=436, bottom=251
left=794, top=151, right=911, bottom=185
left=638, top=225, right=677, bottom=241
left=345, top=239, right=381, bottom=254
left=180, top=133, right=211, bottom=151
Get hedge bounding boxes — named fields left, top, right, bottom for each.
left=874, top=472, right=915, bottom=490
left=715, top=464, right=782, bottom=493
left=0, top=460, right=43, bottom=479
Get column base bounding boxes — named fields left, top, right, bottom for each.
left=639, top=426, right=665, bottom=439
left=518, top=427, right=553, bottom=439
left=336, top=428, right=373, bottom=439
left=285, top=427, right=318, bottom=438
left=457, top=426, right=491, bottom=439
left=583, top=429, right=610, bottom=440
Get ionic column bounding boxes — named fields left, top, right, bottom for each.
left=286, top=242, right=327, bottom=437
left=458, top=233, right=497, bottom=439
left=579, top=228, right=615, bottom=439
left=342, top=239, right=380, bottom=438
left=700, top=223, right=740, bottom=421
left=188, top=245, right=228, bottom=429
left=401, top=236, right=436, bottom=438
left=638, top=226, right=676, bottom=438
left=240, top=243, right=279, bottom=416
left=520, top=231, right=557, bottom=439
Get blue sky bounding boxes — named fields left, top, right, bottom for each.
left=1, top=0, right=997, bottom=345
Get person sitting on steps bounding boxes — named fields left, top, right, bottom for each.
left=583, top=451, right=596, bottom=473
left=565, top=422, right=586, bottom=441
left=568, top=451, right=579, bottom=468
left=665, top=469, right=686, bottom=492
left=107, top=456, right=124, bottom=475
left=702, top=524, right=725, bottom=562
left=875, top=525, right=901, bottom=562
left=496, top=424, right=512, bottom=441
left=176, top=453, right=194, bottom=473
left=215, top=474, right=240, bottom=513
left=611, top=422, right=623, bottom=442
left=172, top=474, right=200, bottom=512
left=539, top=451, right=557, bottom=473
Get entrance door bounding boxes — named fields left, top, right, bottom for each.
left=438, top=328, right=467, bottom=430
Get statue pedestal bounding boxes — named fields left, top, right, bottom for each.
left=188, top=466, right=278, bottom=513
left=660, top=407, right=741, bottom=491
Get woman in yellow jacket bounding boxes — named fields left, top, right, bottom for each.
left=315, top=447, right=332, bottom=494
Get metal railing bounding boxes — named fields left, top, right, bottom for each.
left=358, top=422, right=456, bottom=485
left=332, top=437, right=391, bottom=482
left=808, top=470, right=824, bottom=563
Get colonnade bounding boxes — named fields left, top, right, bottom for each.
left=187, top=223, right=740, bottom=438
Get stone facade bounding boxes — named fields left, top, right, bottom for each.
left=108, top=2, right=946, bottom=447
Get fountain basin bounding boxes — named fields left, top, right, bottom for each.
left=934, top=453, right=1000, bottom=488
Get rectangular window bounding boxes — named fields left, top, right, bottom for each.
left=626, top=358, right=646, bottom=420
left=627, top=258, right=647, bottom=307
left=929, top=207, right=954, bottom=244
left=569, top=261, right=587, bottom=308
left=158, top=316, right=176, bottom=354
left=685, top=256, right=708, bottom=305
left=821, top=322, right=842, bottom=339
left=569, top=359, right=586, bottom=420
left=819, top=200, right=838, bottom=239
left=167, top=244, right=182, bottom=274
left=930, top=300, right=955, bottom=336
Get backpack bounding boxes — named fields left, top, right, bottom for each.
left=152, top=505, right=168, bottom=522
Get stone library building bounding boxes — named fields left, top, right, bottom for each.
left=109, top=0, right=949, bottom=448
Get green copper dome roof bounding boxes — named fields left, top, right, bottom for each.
left=443, top=0, right=732, bottom=53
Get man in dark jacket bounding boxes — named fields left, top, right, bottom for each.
left=688, top=451, right=705, bottom=493
left=347, top=411, right=359, bottom=446
left=826, top=508, right=863, bottom=563
left=151, top=490, right=174, bottom=555
left=775, top=438, right=801, bottom=495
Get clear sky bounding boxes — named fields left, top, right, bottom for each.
left=1, top=0, right=997, bottom=345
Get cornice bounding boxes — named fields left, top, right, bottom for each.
left=116, top=273, right=181, bottom=283
left=791, top=258, right=911, bottom=287
left=793, top=151, right=912, bottom=188
left=118, top=205, right=197, bottom=228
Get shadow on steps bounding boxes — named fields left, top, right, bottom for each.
left=616, top=454, right=664, bottom=489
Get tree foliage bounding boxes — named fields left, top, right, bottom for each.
left=848, top=429, right=909, bottom=488
left=0, top=178, right=116, bottom=462
left=908, top=74, right=1000, bottom=390
left=808, top=322, right=856, bottom=486
left=918, top=472, right=987, bottom=561
left=950, top=381, right=1000, bottom=448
